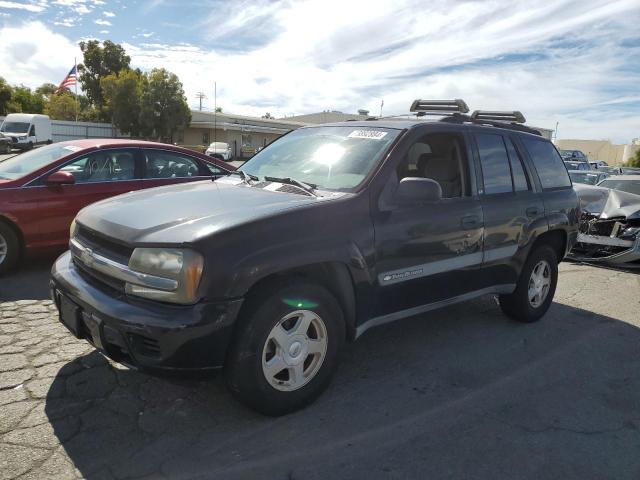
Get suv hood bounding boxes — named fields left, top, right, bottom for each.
left=76, top=179, right=326, bottom=245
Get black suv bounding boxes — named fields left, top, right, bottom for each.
left=51, top=100, right=579, bottom=415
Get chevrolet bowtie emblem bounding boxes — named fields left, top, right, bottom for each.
left=80, top=247, right=94, bottom=267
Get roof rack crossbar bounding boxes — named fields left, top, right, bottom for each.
left=410, top=99, right=469, bottom=114
left=471, top=110, right=526, bottom=124
left=440, top=113, right=541, bottom=136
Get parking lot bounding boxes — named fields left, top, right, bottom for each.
left=0, top=259, right=638, bottom=479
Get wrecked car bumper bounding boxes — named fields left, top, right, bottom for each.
left=569, top=233, right=640, bottom=266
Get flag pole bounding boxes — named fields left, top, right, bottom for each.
left=74, top=57, right=78, bottom=123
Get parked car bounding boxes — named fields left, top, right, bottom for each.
left=589, top=160, right=608, bottom=169
left=0, top=113, right=52, bottom=151
left=597, top=175, right=640, bottom=196
left=51, top=100, right=579, bottom=415
left=597, top=165, right=622, bottom=175
left=0, top=139, right=232, bottom=273
left=205, top=141, right=233, bottom=161
left=571, top=181, right=640, bottom=267
left=0, top=132, right=12, bottom=154
left=564, top=160, right=590, bottom=171
left=559, top=149, right=588, bottom=162
left=568, top=170, right=609, bottom=185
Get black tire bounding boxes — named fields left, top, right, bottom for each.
left=27, top=142, right=33, bottom=151
left=499, top=244, right=558, bottom=323
left=2, top=143, right=10, bottom=154
left=225, top=280, right=345, bottom=416
left=0, top=222, right=20, bottom=275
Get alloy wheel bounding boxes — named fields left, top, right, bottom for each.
left=528, top=260, right=551, bottom=308
left=0, top=232, right=7, bottom=265
left=262, top=310, right=328, bottom=392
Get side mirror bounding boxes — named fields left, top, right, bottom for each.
left=46, top=171, right=75, bottom=185
left=395, top=177, right=442, bottom=204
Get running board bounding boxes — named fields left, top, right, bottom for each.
left=355, top=284, right=516, bottom=339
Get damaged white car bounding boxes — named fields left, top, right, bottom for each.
left=571, top=180, right=640, bottom=267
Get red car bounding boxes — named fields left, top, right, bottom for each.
left=0, top=139, right=233, bottom=273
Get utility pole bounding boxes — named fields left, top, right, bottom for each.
left=195, top=92, right=207, bottom=111
left=554, top=121, right=559, bottom=141
left=213, top=82, right=217, bottom=144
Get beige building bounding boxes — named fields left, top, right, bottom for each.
left=554, top=138, right=640, bottom=166
left=182, top=110, right=308, bottom=159
left=282, top=110, right=371, bottom=124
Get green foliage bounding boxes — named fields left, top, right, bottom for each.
left=36, top=83, right=58, bottom=97
left=139, top=68, right=191, bottom=141
left=45, top=92, right=77, bottom=120
left=101, top=70, right=144, bottom=135
left=626, top=149, right=640, bottom=168
left=78, top=40, right=131, bottom=111
left=10, top=86, right=45, bottom=113
left=0, top=77, right=12, bottom=115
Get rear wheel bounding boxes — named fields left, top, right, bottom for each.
left=2, top=143, right=10, bottom=154
left=225, top=281, right=345, bottom=416
left=0, top=222, right=20, bottom=275
left=499, top=244, right=558, bottom=323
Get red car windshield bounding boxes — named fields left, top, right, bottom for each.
left=0, top=144, right=81, bottom=180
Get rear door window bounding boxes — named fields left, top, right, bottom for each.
left=504, top=137, right=530, bottom=191
left=475, top=133, right=513, bottom=194
left=521, top=137, right=571, bottom=189
left=143, top=150, right=202, bottom=178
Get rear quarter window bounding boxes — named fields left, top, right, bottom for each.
left=521, top=137, right=571, bottom=189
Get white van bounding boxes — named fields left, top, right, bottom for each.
left=0, top=114, right=53, bottom=150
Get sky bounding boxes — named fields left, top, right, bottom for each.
left=0, top=0, right=638, bottom=143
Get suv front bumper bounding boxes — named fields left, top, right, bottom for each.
left=50, top=251, right=244, bottom=371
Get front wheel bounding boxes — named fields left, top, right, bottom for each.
left=2, top=143, right=10, bottom=154
left=225, top=281, right=345, bottom=416
left=499, top=244, right=558, bottom=323
left=0, top=222, right=20, bottom=275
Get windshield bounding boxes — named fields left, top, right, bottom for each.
left=598, top=179, right=640, bottom=196
left=241, top=126, right=401, bottom=191
left=569, top=171, right=601, bottom=185
left=0, top=143, right=80, bottom=180
left=0, top=122, right=29, bottom=134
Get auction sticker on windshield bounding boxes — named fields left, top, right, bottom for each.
left=347, top=130, right=388, bottom=140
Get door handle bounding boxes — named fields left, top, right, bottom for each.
left=526, top=207, right=539, bottom=218
left=461, top=215, right=479, bottom=230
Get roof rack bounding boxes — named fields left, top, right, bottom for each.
left=471, top=110, right=526, bottom=123
left=440, top=113, right=541, bottom=136
left=409, top=99, right=469, bottom=114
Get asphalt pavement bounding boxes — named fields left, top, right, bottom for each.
left=1, top=259, right=639, bottom=479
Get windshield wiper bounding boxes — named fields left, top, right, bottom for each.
left=227, top=170, right=258, bottom=185
left=264, top=176, right=319, bottom=197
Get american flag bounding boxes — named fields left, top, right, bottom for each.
left=55, top=65, right=77, bottom=93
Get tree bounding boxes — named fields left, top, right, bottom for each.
left=626, top=149, right=640, bottom=168
left=262, top=112, right=273, bottom=119
left=10, top=86, right=45, bottom=113
left=45, top=92, right=77, bottom=120
left=101, top=70, right=144, bottom=135
left=78, top=40, right=131, bottom=110
left=215, top=106, right=222, bottom=113
left=36, top=83, right=58, bottom=97
left=0, top=77, right=12, bottom=115
left=139, top=69, right=191, bottom=141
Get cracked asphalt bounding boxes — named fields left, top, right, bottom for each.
left=1, top=259, right=639, bottom=479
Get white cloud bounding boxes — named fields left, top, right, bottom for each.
left=99, top=29, right=108, bottom=34
left=0, top=21, right=81, bottom=88
left=94, top=18, right=110, bottom=25
left=103, top=10, right=114, bottom=17
left=53, top=17, right=78, bottom=27
left=3, top=1, right=639, bottom=142
left=0, top=1, right=46, bottom=13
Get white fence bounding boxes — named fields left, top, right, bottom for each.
left=0, top=116, right=129, bottom=142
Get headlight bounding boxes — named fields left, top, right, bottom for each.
left=69, top=218, right=77, bottom=239
left=125, top=248, right=204, bottom=304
